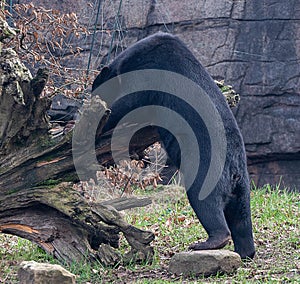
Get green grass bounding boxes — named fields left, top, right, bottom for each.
left=0, top=184, right=299, bottom=283
left=0, top=236, right=60, bottom=283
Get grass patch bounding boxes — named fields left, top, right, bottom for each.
left=0, top=235, right=60, bottom=283
left=0, top=184, right=299, bottom=283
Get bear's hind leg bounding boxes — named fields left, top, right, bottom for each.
left=188, top=195, right=231, bottom=251
left=224, top=184, right=255, bottom=259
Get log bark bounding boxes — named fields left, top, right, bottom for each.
left=0, top=183, right=154, bottom=265
left=0, top=15, right=156, bottom=266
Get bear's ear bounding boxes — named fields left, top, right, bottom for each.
left=92, top=66, right=111, bottom=91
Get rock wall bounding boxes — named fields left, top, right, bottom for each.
left=15, top=0, right=300, bottom=190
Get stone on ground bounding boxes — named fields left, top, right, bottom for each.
left=168, top=250, right=241, bottom=277
left=18, top=261, right=76, bottom=284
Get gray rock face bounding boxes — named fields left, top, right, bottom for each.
left=168, top=250, right=241, bottom=276
left=18, top=261, right=76, bottom=284
left=16, top=0, right=300, bottom=190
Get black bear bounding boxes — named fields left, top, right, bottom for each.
left=92, top=32, right=255, bottom=259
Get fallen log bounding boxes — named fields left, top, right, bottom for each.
left=0, top=18, right=156, bottom=265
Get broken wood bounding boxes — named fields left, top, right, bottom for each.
left=101, top=197, right=152, bottom=211
left=0, top=182, right=154, bottom=265
left=0, top=15, right=156, bottom=266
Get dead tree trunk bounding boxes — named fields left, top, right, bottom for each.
left=0, top=16, right=158, bottom=266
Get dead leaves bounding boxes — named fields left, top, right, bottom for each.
left=5, top=3, right=92, bottom=98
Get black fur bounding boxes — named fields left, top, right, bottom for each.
left=92, top=32, right=255, bottom=259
